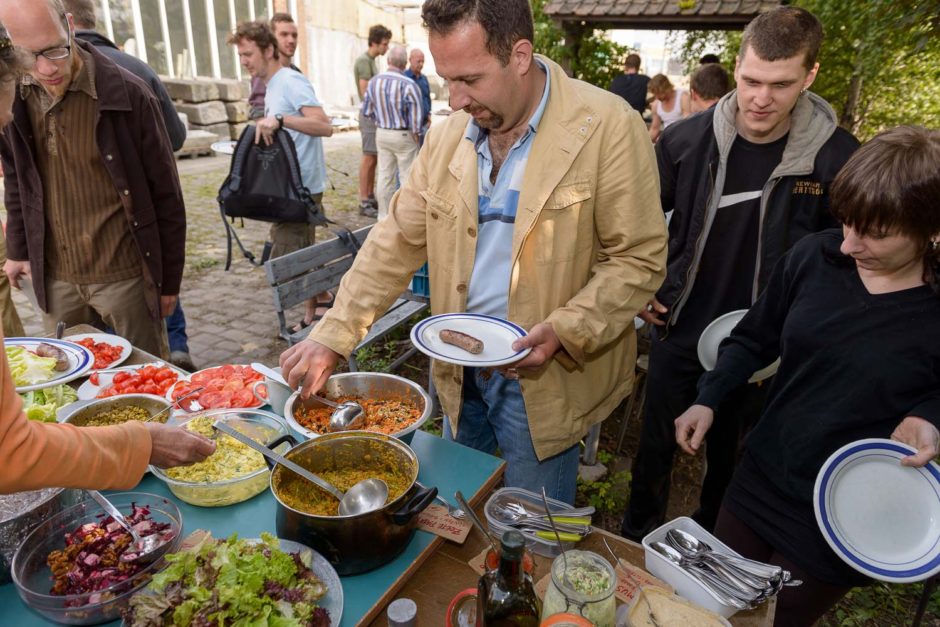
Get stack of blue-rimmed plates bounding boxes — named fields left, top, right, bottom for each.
left=814, top=438, right=940, bottom=583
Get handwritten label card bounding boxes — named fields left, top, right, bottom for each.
left=469, top=547, right=492, bottom=576
left=614, top=559, right=672, bottom=603
left=417, top=504, right=472, bottom=543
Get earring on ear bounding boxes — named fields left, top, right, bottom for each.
left=800, top=88, right=807, bottom=95
left=932, top=240, right=939, bottom=251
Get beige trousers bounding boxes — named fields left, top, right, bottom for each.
left=375, top=127, right=419, bottom=219
left=43, top=276, right=169, bottom=359
left=0, top=229, right=25, bottom=337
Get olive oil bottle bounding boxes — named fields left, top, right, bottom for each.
left=476, top=530, right=541, bottom=626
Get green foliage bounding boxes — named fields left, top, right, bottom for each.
left=674, top=1, right=940, bottom=138
left=820, top=580, right=940, bottom=626
left=575, top=450, right=631, bottom=514
left=531, top=0, right=630, bottom=89
left=668, top=29, right=741, bottom=75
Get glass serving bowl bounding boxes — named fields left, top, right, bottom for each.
left=11, top=492, right=182, bottom=625
left=150, top=408, right=291, bottom=507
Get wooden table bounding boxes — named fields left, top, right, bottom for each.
left=366, top=506, right=776, bottom=626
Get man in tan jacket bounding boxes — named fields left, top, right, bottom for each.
left=281, top=0, right=666, bottom=503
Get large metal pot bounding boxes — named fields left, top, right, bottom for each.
left=269, top=431, right=437, bottom=575
left=283, top=372, right=433, bottom=443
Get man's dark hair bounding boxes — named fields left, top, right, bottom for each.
left=227, top=21, right=279, bottom=59
left=270, top=12, right=294, bottom=27
left=421, top=0, right=534, bottom=65
left=368, top=24, right=392, bottom=46
left=739, top=6, right=823, bottom=71
left=699, top=53, right=721, bottom=65
left=690, top=63, right=729, bottom=101
left=624, top=53, right=641, bottom=71
left=62, top=0, right=96, bottom=29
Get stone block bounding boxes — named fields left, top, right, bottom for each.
left=189, top=122, right=229, bottom=139
left=162, top=78, right=219, bottom=102
left=214, top=78, right=247, bottom=101
left=175, top=101, right=227, bottom=126
left=176, top=130, right=216, bottom=154
left=225, top=101, right=249, bottom=123
left=177, top=111, right=188, bottom=128
left=229, top=122, right=251, bottom=140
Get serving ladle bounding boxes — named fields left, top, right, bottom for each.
left=212, top=420, right=387, bottom=516
left=250, top=362, right=365, bottom=431
left=85, top=490, right=173, bottom=565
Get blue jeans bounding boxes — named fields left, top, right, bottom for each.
left=444, top=367, right=580, bottom=504
left=165, top=301, right=189, bottom=353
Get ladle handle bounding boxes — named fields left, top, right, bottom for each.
left=212, top=421, right=345, bottom=501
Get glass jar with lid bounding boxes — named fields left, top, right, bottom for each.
left=540, top=550, right=617, bottom=627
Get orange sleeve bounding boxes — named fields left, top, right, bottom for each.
left=0, top=334, right=152, bottom=493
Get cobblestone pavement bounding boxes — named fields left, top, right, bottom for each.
left=5, top=131, right=372, bottom=371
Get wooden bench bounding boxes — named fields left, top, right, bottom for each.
left=264, top=225, right=429, bottom=372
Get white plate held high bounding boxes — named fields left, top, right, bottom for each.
left=4, top=337, right=94, bottom=393
left=410, top=313, right=531, bottom=368
left=814, top=438, right=940, bottom=583
left=697, top=309, right=780, bottom=383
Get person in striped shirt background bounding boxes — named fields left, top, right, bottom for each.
left=362, top=45, right=424, bottom=219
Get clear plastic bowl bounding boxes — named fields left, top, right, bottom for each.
left=150, top=408, right=291, bottom=507
left=11, top=492, right=182, bottom=625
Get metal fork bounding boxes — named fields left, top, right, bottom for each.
left=504, top=501, right=595, bottom=518
left=435, top=494, right=466, bottom=519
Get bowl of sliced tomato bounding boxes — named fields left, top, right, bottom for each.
left=168, top=365, right=265, bottom=411
left=80, top=364, right=184, bottom=400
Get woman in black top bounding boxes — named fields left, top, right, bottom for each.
left=674, top=126, right=940, bottom=626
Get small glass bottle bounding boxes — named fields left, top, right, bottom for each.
left=540, top=550, right=617, bottom=627
left=476, top=530, right=541, bottom=626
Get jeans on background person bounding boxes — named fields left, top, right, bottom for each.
left=443, top=367, right=580, bottom=504
left=165, top=301, right=189, bottom=354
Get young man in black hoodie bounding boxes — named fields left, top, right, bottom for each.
left=622, top=6, right=860, bottom=541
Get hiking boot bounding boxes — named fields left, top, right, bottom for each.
left=359, top=202, right=378, bottom=218
left=170, top=350, right=197, bottom=373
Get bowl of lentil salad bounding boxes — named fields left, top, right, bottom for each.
left=149, top=409, right=291, bottom=507
left=57, top=394, right=174, bottom=426
left=285, top=372, right=433, bottom=443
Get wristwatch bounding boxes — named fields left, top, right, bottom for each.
left=275, top=113, right=284, bottom=129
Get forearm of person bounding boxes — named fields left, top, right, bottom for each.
left=285, top=107, right=333, bottom=138
left=0, top=359, right=150, bottom=492
left=694, top=257, right=792, bottom=408
left=545, top=110, right=668, bottom=364
left=140, top=96, right=187, bottom=295
left=307, top=144, right=431, bottom=357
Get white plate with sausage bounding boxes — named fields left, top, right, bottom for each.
left=410, top=313, right=531, bottom=368
left=4, top=337, right=95, bottom=393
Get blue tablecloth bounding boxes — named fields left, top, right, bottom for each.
left=1, top=430, right=504, bottom=626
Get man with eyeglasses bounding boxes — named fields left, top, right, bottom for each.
left=0, top=0, right=186, bottom=359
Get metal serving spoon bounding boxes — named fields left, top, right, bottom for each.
left=85, top=490, right=172, bottom=565
left=212, top=421, right=387, bottom=516
left=250, top=362, right=365, bottom=431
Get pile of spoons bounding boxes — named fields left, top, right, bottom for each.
left=651, top=528, right=801, bottom=611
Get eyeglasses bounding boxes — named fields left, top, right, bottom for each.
left=29, top=24, right=71, bottom=61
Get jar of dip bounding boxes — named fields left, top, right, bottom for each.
left=540, top=550, right=617, bottom=627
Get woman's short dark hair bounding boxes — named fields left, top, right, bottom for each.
left=421, top=0, right=534, bottom=65
left=831, top=125, right=940, bottom=293
left=0, top=25, right=28, bottom=83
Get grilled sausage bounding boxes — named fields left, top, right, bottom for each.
left=439, top=329, right=484, bottom=354
left=36, top=342, right=70, bottom=371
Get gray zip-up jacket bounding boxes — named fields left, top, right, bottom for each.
left=654, top=90, right=860, bottom=327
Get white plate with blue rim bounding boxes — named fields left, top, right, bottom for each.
left=813, top=438, right=940, bottom=583
left=4, top=337, right=95, bottom=393
left=410, top=313, right=531, bottom=368
left=697, top=309, right=780, bottom=383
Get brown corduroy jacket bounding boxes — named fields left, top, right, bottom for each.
left=0, top=40, right=185, bottom=320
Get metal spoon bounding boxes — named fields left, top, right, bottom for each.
left=667, top=528, right=801, bottom=587
left=212, top=421, right=387, bottom=516
left=455, top=490, right=499, bottom=556
left=85, top=490, right=172, bottom=565
left=664, top=531, right=772, bottom=597
left=250, top=362, right=365, bottom=431
left=148, top=386, right=205, bottom=423
left=651, top=542, right=755, bottom=610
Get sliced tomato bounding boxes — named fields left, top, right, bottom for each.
left=89, top=372, right=100, bottom=386
left=113, top=371, right=131, bottom=384
left=232, top=389, right=256, bottom=407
